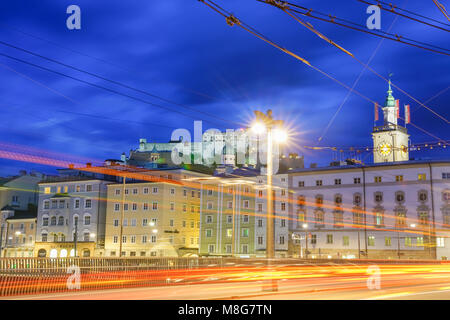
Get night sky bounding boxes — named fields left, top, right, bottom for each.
left=0, top=0, right=448, bottom=176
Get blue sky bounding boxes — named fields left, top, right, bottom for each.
left=0, top=0, right=448, bottom=175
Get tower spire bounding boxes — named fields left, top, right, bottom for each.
left=385, top=73, right=395, bottom=107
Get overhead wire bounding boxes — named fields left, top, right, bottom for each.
left=0, top=51, right=240, bottom=128
left=267, top=0, right=450, bottom=56
left=431, top=0, right=450, bottom=22
left=0, top=39, right=241, bottom=128
left=200, top=0, right=448, bottom=144
left=260, top=0, right=450, bottom=125
left=357, top=0, right=450, bottom=31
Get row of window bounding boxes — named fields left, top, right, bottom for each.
left=297, top=172, right=450, bottom=188
left=112, top=218, right=199, bottom=229
left=296, top=209, right=435, bottom=229
left=297, top=190, right=438, bottom=207
left=43, top=184, right=94, bottom=194
left=111, top=235, right=198, bottom=245
left=43, top=198, right=92, bottom=210
left=204, top=215, right=286, bottom=227
left=205, top=200, right=286, bottom=211
left=41, top=232, right=92, bottom=242
left=110, top=251, right=158, bottom=257
left=7, top=235, right=33, bottom=245
left=8, top=223, right=33, bottom=231
left=206, top=236, right=286, bottom=254
left=294, top=234, right=441, bottom=248
left=115, top=187, right=200, bottom=198
left=42, top=215, right=90, bottom=226
left=115, top=186, right=287, bottom=198
left=113, top=202, right=201, bottom=213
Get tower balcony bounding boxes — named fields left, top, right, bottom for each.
left=373, top=124, right=407, bottom=134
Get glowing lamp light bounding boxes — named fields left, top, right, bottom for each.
left=90, top=233, right=96, bottom=238
left=302, top=223, right=308, bottom=229
left=149, top=222, right=155, bottom=227
left=273, top=129, right=288, bottom=143
left=251, top=122, right=266, bottom=134
left=152, top=229, right=158, bottom=233
left=15, top=231, right=21, bottom=236
left=410, top=224, right=416, bottom=228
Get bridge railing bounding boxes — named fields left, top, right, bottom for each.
left=0, top=257, right=446, bottom=297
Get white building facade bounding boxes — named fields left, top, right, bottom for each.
left=34, top=178, right=112, bottom=258
left=289, top=161, right=450, bottom=260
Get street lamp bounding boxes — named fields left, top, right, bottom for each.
left=273, top=129, right=288, bottom=143
left=302, top=224, right=309, bottom=259
left=251, top=109, right=286, bottom=260
left=252, top=110, right=287, bottom=293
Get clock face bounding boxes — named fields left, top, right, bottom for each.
left=378, top=143, right=392, bottom=156
left=401, top=145, right=408, bottom=153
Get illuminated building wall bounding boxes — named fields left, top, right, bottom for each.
left=104, top=169, right=209, bottom=257
left=289, top=160, right=450, bottom=260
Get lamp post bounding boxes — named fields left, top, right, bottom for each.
left=0, top=223, right=4, bottom=258
left=252, top=110, right=287, bottom=293
left=74, top=219, right=78, bottom=258
left=119, top=175, right=126, bottom=258
left=303, top=223, right=309, bottom=259
left=251, top=110, right=286, bottom=260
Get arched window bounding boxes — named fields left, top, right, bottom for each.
left=50, top=216, right=57, bottom=226
left=334, top=194, right=343, bottom=206
left=60, top=234, right=66, bottom=242
left=374, top=192, right=383, bottom=203
left=84, top=214, right=91, bottom=226
left=395, top=191, right=405, bottom=203
left=315, top=195, right=323, bottom=206
left=58, top=216, right=64, bottom=226
left=53, top=234, right=58, bottom=242
left=42, top=215, right=49, bottom=226
left=443, top=190, right=450, bottom=202
left=314, top=210, right=324, bottom=228
left=83, top=249, right=90, bottom=257
left=418, top=190, right=428, bottom=202
left=37, top=249, right=46, bottom=257
left=353, top=193, right=362, bottom=206
left=49, top=249, right=58, bottom=258
left=60, top=249, right=67, bottom=258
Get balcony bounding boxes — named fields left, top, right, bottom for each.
left=373, top=124, right=407, bottom=134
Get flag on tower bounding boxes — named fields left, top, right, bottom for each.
left=395, top=99, right=400, bottom=118
left=405, top=104, right=410, bottom=124
left=374, top=102, right=379, bottom=121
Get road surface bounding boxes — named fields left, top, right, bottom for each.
left=4, top=263, right=450, bottom=300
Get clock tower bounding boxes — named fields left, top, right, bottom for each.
left=372, top=80, right=409, bottom=163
